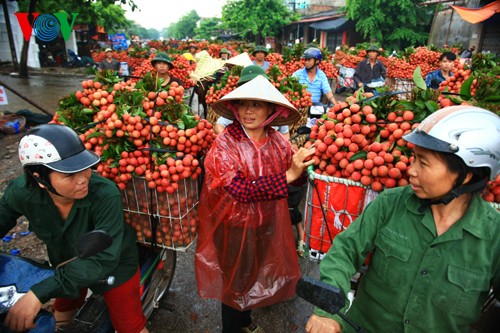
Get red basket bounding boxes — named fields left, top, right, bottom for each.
left=304, top=168, right=378, bottom=260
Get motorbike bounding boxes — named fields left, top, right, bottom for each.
left=0, top=231, right=176, bottom=333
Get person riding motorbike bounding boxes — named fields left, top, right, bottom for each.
left=0, top=124, right=148, bottom=333
left=306, top=106, right=500, bottom=333
left=292, top=47, right=337, bottom=107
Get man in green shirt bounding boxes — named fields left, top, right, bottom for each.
left=0, top=124, right=148, bottom=333
left=306, top=106, right=500, bottom=333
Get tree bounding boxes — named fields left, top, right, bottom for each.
left=90, top=1, right=132, bottom=34
left=174, top=10, right=200, bottom=39
left=14, top=0, right=137, bottom=77
left=345, top=0, right=434, bottom=50
left=126, top=22, right=161, bottom=40
left=195, top=17, right=222, bottom=40
left=164, top=23, right=177, bottom=39
left=221, top=0, right=297, bottom=43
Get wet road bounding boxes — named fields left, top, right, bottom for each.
left=0, top=72, right=321, bottom=333
left=0, top=73, right=83, bottom=116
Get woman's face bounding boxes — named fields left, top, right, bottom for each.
left=48, top=168, right=92, bottom=200
left=408, top=146, right=459, bottom=200
left=237, top=100, right=273, bottom=131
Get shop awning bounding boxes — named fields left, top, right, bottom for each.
left=451, top=0, right=500, bottom=24
left=309, top=17, right=352, bottom=32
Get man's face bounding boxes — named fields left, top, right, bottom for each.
left=367, top=50, right=379, bottom=60
left=439, top=57, right=455, bottom=72
left=304, top=58, right=317, bottom=70
left=154, top=61, right=170, bottom=75
left=254, top=51, right=266, bottom=61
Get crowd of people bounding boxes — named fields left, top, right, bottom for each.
left=1, top=40, right=498, bottom=333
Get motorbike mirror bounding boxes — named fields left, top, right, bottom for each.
left=297, top=277, right=365, bottom=332
left=56, top=231, right=112, bottom=269
left=76, top=230, right=113, bottom=259
left=296, top=276, right=345, bottom=315
left=296, top=126, right=311, bottom=135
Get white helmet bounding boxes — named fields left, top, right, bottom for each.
left=19, top=124, right=100, bottom=173
left=403, top=105, right=500, bottom=180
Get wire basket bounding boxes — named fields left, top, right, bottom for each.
left=303, top=168, right=378, bottom=261
left=386, top=78, right=415, bottom=100
left=121, top=176, right=200, bottom=252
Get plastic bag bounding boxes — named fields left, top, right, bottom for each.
left=195, top=126, right=300, bottom=310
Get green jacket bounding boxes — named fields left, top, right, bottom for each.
left=0, top=174, right=138, bottom=303
left=316, top=186, right=500, bottom=333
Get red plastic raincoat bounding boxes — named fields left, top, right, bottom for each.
left=195, top=123, right=300, bottom=310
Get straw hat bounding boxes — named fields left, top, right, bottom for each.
left=224, top=52, right=253, bottom=67
left=211, top=75, right=301, bottom=126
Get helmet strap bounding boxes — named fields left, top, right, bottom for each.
left=417, top=178, right=488, bottom=212
left=26, top=169, right=62, bottom=197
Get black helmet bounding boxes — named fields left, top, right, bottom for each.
left=19, top=124, right=100, bottom=173
left=302, top=47, right=322, bottom=60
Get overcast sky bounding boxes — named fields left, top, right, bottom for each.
left=125, top=0, right=228, bottom=30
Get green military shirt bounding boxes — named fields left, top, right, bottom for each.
left=0, top=173, right=138, bottom=303
left=315, top=186, right=500, bottom=333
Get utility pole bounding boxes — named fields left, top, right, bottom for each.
left=1, top=0, right=19, bottom=71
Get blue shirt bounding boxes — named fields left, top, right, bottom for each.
left=292, top=67, right=332, bottom=103
left=252, top=60, right=271, bottom=71
left=425, top=69, right=452, bottom=89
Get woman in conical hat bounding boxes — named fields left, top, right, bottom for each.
left=195, top=75, right=315, bottom=332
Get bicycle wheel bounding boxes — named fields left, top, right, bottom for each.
left=140, top=246, right=176, bottom=319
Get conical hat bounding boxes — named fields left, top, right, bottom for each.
left=224, top=52, right=253, bottom=67
left=211, top=75, right=301, bottom=126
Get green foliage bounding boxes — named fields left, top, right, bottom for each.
left=126, top=22, right=161, bottom=40
left=167, top=10, right=200, bottom=39
left=345, top=0, right=433, bottom=50
left=221, top=0, right=297, bottom=40
left=91, top=2, right=131, bottom=34
left=282, top=43, right=307, bottom=62
left=398, top=66, right=440, bottom=121
left=195, top=18, right=223, bottom=40
left=56, top=93, right=95, bottom=130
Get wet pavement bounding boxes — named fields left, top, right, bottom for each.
left=150, top=245, right=320, bottom=333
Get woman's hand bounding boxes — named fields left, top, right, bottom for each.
left=305, top=314, right=342, bottom=333
left=5, top=290, right=43, bottom=332
left=286, top=147, right=316, bottom=183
